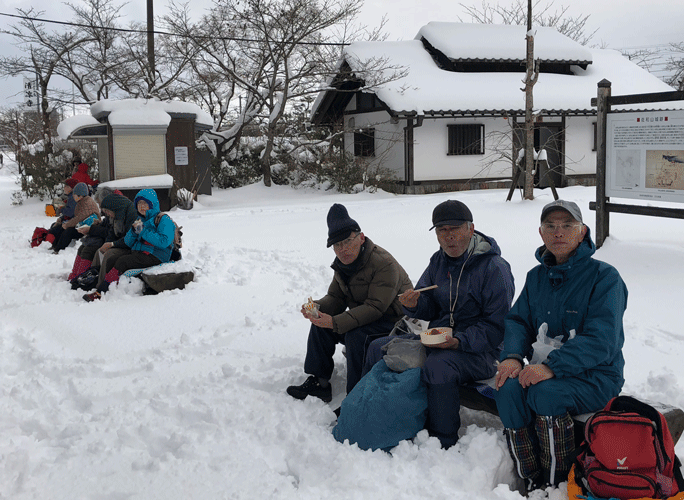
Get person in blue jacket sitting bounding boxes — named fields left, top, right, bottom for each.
left=83, top=188, right=175, bottom=301
left=363, top=199, right=515, bottom=449
left=494, top=200, right=628, bottom=494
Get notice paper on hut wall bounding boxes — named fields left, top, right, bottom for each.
left=174, top=147, right=189, bottom=166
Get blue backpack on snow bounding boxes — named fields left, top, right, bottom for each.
left=332, top=359, right=427, bottom=451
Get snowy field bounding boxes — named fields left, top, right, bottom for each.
left=1, top=156, right=684, bottom=499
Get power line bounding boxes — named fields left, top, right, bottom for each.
left=0, top=11, right=351, bottom=47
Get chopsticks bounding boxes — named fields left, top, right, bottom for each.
left=398, top=284, right=438, bottom=296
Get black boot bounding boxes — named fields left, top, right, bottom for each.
left=286, top=376, right=332, bottom=403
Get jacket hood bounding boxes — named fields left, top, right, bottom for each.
left=101, top=194, right=137, bottom=228
left=133, top=189, right=161, bottom=219
left=77, top=163, right=89, bottom=174
left=535, top=225, right=596, bottom=268
left=440, top=230, right=501, bottom=262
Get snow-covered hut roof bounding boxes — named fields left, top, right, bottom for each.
left=56, top=114, right=106, bottom=141
left=416, top=22, right=593, bottom=64
left=311, top=23, right=684, bottom=123
left=58, top=98, right=214, bottom=140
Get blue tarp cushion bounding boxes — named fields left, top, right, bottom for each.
left=332, top=359, right=427, bottom=451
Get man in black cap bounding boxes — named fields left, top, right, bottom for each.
left=363, top=199, right=515, bottom=448
left=287, top=203, right=412, bottom=402
left=494, top=200, right=627, bottom=493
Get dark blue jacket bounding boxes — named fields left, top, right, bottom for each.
left=123, top=189, right=175, bottom=263
left=501, top=227, right=627, bottom=387
left=404, top=231, right=515, bottom=355
left=61, top=192, right=76, bottom=220
left=102, top=194, right=138, bottom=247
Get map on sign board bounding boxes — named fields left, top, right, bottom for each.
left=614, top=150, right=640, bottom=188
left=645, top=150, right=684, bottom=190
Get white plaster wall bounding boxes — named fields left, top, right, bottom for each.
left=343, top=108, right=405, bottom=180
left=564, top=116, right=597, bottom=176
left=413, top=117, right=513, bottom=181
left=342, top=105, right=598, bottom=183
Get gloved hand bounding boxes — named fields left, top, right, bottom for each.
left=495, top=358, right=523, bottom=389
left=518, top=364, right=555, bottom=388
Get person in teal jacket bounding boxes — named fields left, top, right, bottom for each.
left=83, top=189, right=175, bottom=301
left=494, top=200, right=627, bottom=494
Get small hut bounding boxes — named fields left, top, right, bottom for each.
left=58, top=98, right=214, bottom=210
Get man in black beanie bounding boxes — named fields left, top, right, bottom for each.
left=287, top=203, right=412, bottom=402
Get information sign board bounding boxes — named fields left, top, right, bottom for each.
left=606, top=110, right=684, bottom=203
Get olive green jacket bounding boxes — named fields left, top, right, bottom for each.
left=317, top=238, right=413, bottom=334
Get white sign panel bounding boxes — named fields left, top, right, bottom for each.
left=174, top=146, right=189, bottom=166
left=606, top=110, right=684, bottom=203
left=23, top=77, right=38, bottom=108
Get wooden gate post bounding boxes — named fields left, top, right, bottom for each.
left=595, top=79, right=612, bottom=248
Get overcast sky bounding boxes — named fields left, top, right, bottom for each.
left=0, top=0, right=682, bottom=110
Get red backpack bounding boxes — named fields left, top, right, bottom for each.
left=30, top=227, right=48, bottom=247
left=576, top=396, right=684, bottom=499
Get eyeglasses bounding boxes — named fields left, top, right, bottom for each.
left=436, top=224, right=468, bottom=236
left=540, top=222, right=582, bottom=233
left=333, top=233, right=360, bottom=250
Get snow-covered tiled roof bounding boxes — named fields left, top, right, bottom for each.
left=338, top=34, right=681, bottom=116
left=416, top=23, right=593, bottom=63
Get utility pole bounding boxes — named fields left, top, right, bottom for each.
left=523, top=0, right=538, bottom=200
left=147, top=0, right=155, bottom=81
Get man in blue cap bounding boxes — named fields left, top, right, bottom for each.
left=287, top=203, right=412, bottom=402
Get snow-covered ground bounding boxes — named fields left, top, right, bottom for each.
left=1, top=157, right=684, bottom=499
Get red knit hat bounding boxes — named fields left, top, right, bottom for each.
left=65, top=178, right=78, bottom=188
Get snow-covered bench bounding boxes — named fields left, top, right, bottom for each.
left=122, top=261, right=195, bottom=293
left=459, top=380, right=684, bottom=445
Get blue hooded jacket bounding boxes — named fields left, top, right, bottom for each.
left=500, top=227, right=627, bottom=387
left=123, top=189, right=175, bottom=263
left=404, top=231, right=515, bottom=355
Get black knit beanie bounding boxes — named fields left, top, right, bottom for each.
left=326, top=203, right=361, bottom=248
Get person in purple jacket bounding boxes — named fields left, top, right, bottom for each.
left=363, top=200, right=515, bottom=448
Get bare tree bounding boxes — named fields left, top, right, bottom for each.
left=52, top=0, right=126, bottom=104
left=459, top=0, right=596, bottom=45
left=620, top=42, right=684, bottom=91
left=112, top=21, right=199, bottom=100
left=166, top=0, right=366, bottom=186
left=0, top=8, right=96, bottom=158
left=621, top=48, right=662, bottom=75
left=522, top=0, right=538, bottom=199
left=0, top=107, right=45, bottom=187
left=664, top=43, right=684, bottom=91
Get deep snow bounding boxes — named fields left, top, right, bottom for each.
left=1, top=157, right=684, bottom=500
